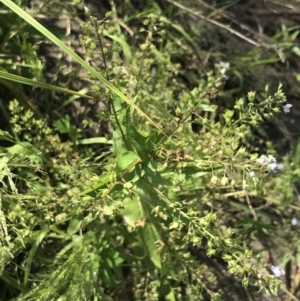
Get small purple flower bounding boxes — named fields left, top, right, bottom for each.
left=260, top=155, right=268, bottom=165
left=283, top=103, right=292, bottom=114
left=271, top=265, right=285, bottom=277
left=269, top=160, right=283, bottom=173
left=291, top=217, right=298, bottom=226
left=249, top=171, right=255, bottom=178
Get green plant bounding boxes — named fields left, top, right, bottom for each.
left=0, top=1, right=299, bottom=301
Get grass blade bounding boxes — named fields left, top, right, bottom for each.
left=0, top=71, right=94, bottom=99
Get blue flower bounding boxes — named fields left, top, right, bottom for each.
left=260, top=155, right=268, bottom=165
left=283, top=103, right=292, bottom=114
left=269, top=159, right=283, bottom=173
left=271, top=265, right=285, bottom=277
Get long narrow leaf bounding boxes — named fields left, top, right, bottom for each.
left=24, top=227, right=49, bottom=285
left=0, top=272, right=29, bottom=293
left=0, top=71, right=94, bottom=99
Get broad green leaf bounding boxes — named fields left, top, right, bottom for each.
left=113, top=128, right=128, bottom=157
left=123, top=196, right=164, bottom=269
left=125, top=108, right=152, bottom=162
left=139, top=223, right=162, bottom=269
left=116, top=151, right=140, bottom=172
left=6, top=142, right=36, bottom=157
left=123, top=196, right=144, bottom=227
left=159, top=278, right=177, bottom=301
left=132, top=178, right=162, bottom=209
left=165, top=287, right=176, bottom=301
left=67, top=219, right=82, bottom=236
left=121, top=162, right=145, bottom=183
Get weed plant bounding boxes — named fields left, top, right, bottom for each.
left=0, top=0, right=300, bottom=301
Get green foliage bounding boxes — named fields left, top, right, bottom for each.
left=0, top=0, right=299, bottom=301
